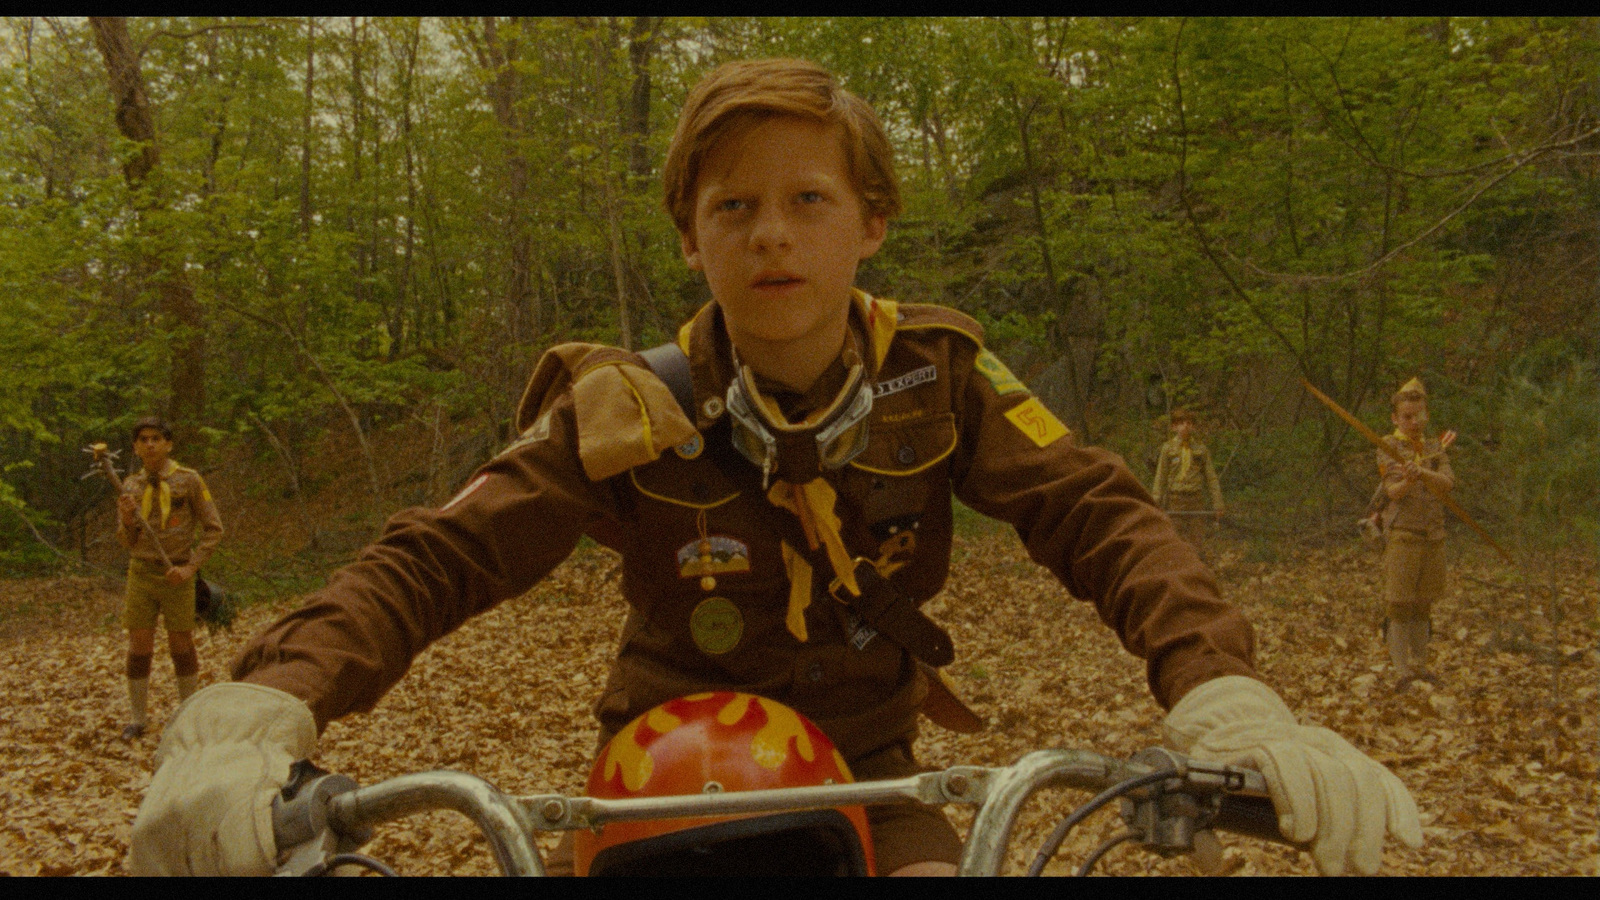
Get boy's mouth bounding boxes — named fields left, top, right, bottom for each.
left=752, top=272, right=804, bottom=289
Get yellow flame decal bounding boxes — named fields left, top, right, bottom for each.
left=715, top=693, right=753, bottom=727
left=751, top=697, right=815, bottom=770
left=646, top=706, right=681, bottom=735
left=832, top=748, right=853, bottom=782
left=603, top=718, right=654, bottom=792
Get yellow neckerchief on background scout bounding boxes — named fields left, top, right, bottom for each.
left=138, top=459, right=178, bottom=527
left=1176, top=436, right=1194, bottom=484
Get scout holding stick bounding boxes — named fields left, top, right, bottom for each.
left=89, top=417, right=224, bottom=739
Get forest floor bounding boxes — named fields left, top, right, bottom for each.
left=0, top=525, right=1594, bottom=877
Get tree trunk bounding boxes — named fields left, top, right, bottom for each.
left=89, top=17, right=206, bottom=444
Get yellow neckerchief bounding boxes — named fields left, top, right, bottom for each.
left=763, top=291, right=899, bottom=641
left=1175, top=436, right=1195, bottom=483
left=1390, top=428, right=1428, bottom=459
left=138, top=459, right=178, bottom=526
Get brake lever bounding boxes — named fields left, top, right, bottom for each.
left=271, top=760, right=369, bottom=877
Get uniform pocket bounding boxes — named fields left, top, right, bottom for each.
left=850, top=413, right=956, bottom=477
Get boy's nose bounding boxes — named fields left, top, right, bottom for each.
left=747, top=207, right=792, bottom=252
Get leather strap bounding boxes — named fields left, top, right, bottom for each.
left=637, top=343, right=696, bottom=420
left=835, top=558, right=955, bottom=668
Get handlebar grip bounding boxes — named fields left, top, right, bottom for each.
left=1213, top=793, right=1292, bottom=846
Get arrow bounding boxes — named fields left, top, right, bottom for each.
left=1299, top=379, right=1513, bottom=565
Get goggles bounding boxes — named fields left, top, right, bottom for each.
left=725, top=357, right=873, bottom=487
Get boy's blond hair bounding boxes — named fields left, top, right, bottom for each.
left=662, top=58, right=902, bottom=237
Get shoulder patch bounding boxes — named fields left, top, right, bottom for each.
left=975, top=350, right=1028, bottom=396
left=1004, top=397, right=1071, bottom=448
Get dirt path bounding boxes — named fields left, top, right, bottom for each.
left=1, top=533, right=1594, bottom=876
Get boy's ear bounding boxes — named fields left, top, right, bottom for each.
left=859, top=214, right=888, bottom=260
left=679, top=230, right=703, bottom=271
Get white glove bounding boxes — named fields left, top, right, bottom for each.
left=1163, top=675, right=1423, bottom=875
left=128, top=682, right=318, bottom=876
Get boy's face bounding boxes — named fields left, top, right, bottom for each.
left=1391, top=400, right=1428, bottom=441
left=133, top=428, right=173, bottom=470
left=680, top=116, right=887, bottom=352
left=1172, top=420, right=1193, bottom=441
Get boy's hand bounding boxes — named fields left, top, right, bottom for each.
left=164, top=564, right=196, bottom=585
left=117, top=494, right=138, bottom=527
left=1163, top=676, right=1423, bottom=875
left=128, top=683, right=318, bottom=876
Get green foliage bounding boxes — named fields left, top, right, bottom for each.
left=0, top=16, right=1592, bottom=563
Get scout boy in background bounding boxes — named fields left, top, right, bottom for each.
left=115, top=416, right=224, bottom=740
left=1377, top=378, right=1456, bottom=692
left=1150, top=408, right=1226, bottom=551
left=129, top=58, right=1420, bottom=877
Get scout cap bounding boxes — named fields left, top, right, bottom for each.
left=130, top=416, right=173, bottom=442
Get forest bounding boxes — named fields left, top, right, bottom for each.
left=0, top=16, right=1595, bottom=877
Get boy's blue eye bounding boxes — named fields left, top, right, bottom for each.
left=717, top=198, right=747, bottom=212
left=798, top=191, right=824, bottom=203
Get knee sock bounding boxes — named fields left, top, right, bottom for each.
left=172, top=649, right=200, bottom=701
left=126, top=653, right=153, bottom=726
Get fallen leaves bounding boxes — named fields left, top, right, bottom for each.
left=0, top=533, right=1593, bottom=876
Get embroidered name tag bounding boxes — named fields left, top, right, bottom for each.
left=874, top=365, right=936, bottom=398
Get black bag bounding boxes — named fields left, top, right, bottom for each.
left=194, top=574, right=236, bottom=632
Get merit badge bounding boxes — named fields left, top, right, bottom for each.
left=690, top=596, right=743, bottom=655
left=1004, top=397, right=1070, bottom=448
left=678, top=536, right=751, bottom=592
left=674, top=433, right=704, bottom=460
left=975, top=350, right=1027, bottom=396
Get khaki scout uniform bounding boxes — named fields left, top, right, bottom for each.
left=1378, top=432, right=1453, bottom=679
left=119, top=459, right=225, bottom=631
left=232, top=290, right=1256, bottom=871
left=1151, top=435, right=1224, bottom=548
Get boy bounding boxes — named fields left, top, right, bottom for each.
left=129, top=59, right=1419, bottom=877
left=1377, top=378, right=1456, bottom=691
left=1150, top=408, right=1226, bottom=550
left=115, top=416, right=224, bottom=740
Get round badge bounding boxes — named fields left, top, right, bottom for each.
left=689, top=596, right=742, bottom=655
left=702, top=397, right=725, bottom=419
left=675, top=433, right=704, bottom=460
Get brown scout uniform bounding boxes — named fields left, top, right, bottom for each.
left=232, top=291, right=1256, bottom=868
left=1151, top=435, right=1224, bottom=514
left=119, top=459, right=224, bottom=632
left=1151, top=434, right=1225, bottom=552
left=119, top=459, right=225, bottom=568
left=1378, top=433, right=1453, bottom=678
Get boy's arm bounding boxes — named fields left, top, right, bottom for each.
left=186, top=473, right=225, bottom=570
left=117, top=473, right=141, bottom=550
left=949, top=351, right=1254, bottom=710
left=1150, top=442, right=1169, bottom=507
left=231, top=391, right=614, bottom=731
left=1203, top=449, right=1225, bottom=512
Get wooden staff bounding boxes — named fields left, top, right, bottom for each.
left=85, top=442, right=174, bottom=569
left=1299, top=379, right=1513, bottom=565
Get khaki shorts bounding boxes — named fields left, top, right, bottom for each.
left=123, top=558, right=196, bottom=631
left=544, top=737, right=963, bottom=876
left=1383, top=530, right=1446, bottom=615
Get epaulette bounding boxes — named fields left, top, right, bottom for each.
left=889, top=302, right=985, bottom=349
left=514, top=342, right=698, bottom=482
